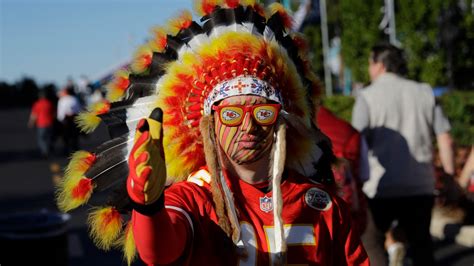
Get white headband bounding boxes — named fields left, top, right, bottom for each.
left=203, top=75, right=282, bottom=115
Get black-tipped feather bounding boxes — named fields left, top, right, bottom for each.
left=266, top=13, right=285, bottom=40
left=85, top=135, right=131, bottom=191
left=243, top=7, right=266, bottom=34
left=91, top=160, right=129, bottom=192
left=177, top=22, right=204, bottom=43
left=166, top=35, right=185, bottom=55
left=202, top=6, right=244, bottom=33
left=148, top=52, right=174, bottom=76
left=106, top=180, right=133, bottom=214
left=99, top=95, right=157, bottom=138
left=126, top=75, right=159, bottom=99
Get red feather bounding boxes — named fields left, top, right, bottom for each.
left=225, top=0, right=240, bottom=8
left=71, top=178, right=93, bottom=200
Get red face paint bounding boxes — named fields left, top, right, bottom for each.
left=214, top=95, right=276, bottom=164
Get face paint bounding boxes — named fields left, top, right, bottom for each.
left=214, top=95, right=276, bottom=164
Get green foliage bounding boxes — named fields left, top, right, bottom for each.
left=396, top=0, right=450, bottom=86
left=321, top=95, right=354, bottom=122
left=339, top=0, right=474, bottom=88
left=301, top=0, right=341, bottom=90
left=340, top=0, right=382, bottom=84
left=303, top=25, right=324, bottom=79
left=453, top=0, right=474, bottom=89
left=439, top=91, right=474, bottom=146
left=419, top=54, right=446, bottom=86
left=322, top=91, right=474, bottom=146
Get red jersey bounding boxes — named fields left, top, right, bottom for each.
left=133, top=169, right=369, bottom=265
left=316, top=106, right=368, bottom=235
left=316, top=106, right=361, bottom=177
left=31, top=98, right=55, bottom=128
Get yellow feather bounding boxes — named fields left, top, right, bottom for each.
left=193, top=0, right=220, bottom=16
left=149, top=26, right=168, bottom=53
left=75, top=101, right=110, bottom=133
left=114, top=222, right=137, bottom=266
left=240, top=0, right=255, bottom=6
left=267, top=2, right=285, bottom=14
left=105, top=69, right=130, bottom=102
left=75, top=111, right=101, bottom=134
left=131, top=45, right=153, bottom=74
left=57, top=151, right=95, bottom=212
left=167, top=10, right=193, bottom=36
left=266, top=3, right=293, bottom=28
left=88, top=206, right=123, bottom=251
left=106, top=88, right=124, bottom=102
left=56, top=178, right=90, bottom=212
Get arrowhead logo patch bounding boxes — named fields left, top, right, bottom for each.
left=305, top=187, right=332, bottom=211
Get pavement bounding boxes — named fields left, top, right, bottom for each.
left=0, top=108, right=140, bottom=266
left=0, top=107, right=472, bottom=265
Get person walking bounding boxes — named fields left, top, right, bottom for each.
left=352, top=43, right=455, bottom=266
left=316, top=105, right=370, bottom=236
left=28, top=91, right=55, bottom=158
left=57, top=87, right=82, bottom=154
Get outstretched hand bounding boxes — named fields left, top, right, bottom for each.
left=127, top=108, right=166, bottom=205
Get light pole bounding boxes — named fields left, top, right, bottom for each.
left=320, top=0, right=333, bottom=96
left=379, top=0, right=401, bottom=46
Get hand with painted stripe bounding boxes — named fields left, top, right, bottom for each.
left=127, top=108, right=166, bottom=206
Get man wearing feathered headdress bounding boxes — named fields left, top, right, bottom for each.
left=56, top=1, right=369, bottom=265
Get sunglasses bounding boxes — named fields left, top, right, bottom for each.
left=212, top=103, right=281, bottom=127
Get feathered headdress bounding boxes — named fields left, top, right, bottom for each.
left=57, top=1, right=324, bottom=264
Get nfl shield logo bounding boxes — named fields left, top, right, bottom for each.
left=259, top=196, right=273, bottom=213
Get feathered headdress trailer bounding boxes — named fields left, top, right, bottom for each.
left=56, top=0, right=334, bottom=264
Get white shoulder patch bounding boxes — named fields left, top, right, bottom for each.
left=305, top=187, right=332, bottom=211
left=187, top=169, right=212, bottom=187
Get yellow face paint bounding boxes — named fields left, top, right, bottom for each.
left=214, top=95, right=276, bottom=164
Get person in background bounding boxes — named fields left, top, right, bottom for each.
left=77, top=75, right=92, bottom=105
left=352, top=42, right=455, bottom=266
left=57, top=87, right=82, bottom=154
left=384, top=221, right=406, bottom=266
left=28, top=90, right=56, bottom=158
left=87, top=87, right=105, bottom=106
left=459, top=146, right=474, bottom=193
left=316, top=105, right=370, bottom=236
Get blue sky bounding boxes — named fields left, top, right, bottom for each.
left=0, top=0, right=191, bottom=86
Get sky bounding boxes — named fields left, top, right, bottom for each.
left=0, top=0, right=192, bottom=86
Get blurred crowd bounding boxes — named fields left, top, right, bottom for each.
left=309, top=41, right=474, bottom=266
left=27, top=75, right=105, bottom=158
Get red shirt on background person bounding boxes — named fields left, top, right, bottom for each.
left=29, top=96, right=55, bottom=128
left=316, top=106, right=369, bottom=235
left=28, top=93, right=56, bottom=157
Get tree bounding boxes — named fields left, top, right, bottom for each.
left=340, top=0, right=382, bottom=84
left=16, top=77, right=39, bottom=106
left=452, top=0, right=474, bottom=90
left=301, top=0, right=342, bottom=91
left=340, top=0, right=474, bottom=89
left=396, top=0, right=449, bottom=86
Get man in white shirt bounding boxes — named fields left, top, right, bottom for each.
left=352, top=43, right=455, bottom=266
left=57, top=87, right=82, bottom=154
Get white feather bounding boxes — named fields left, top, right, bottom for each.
left=272, top=123, right=286, bottom=263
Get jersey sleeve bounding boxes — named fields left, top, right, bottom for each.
left=433, top=104, right=451, bottom=135
left=132, top=206, right=192, bottom=264
left=352, top=96, right=370, bottom=133
left=358, top=138, right=370, bottom=183
left=332, top=197, right=370, bottom=266
left=132, top=181, right=210, bottom=265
